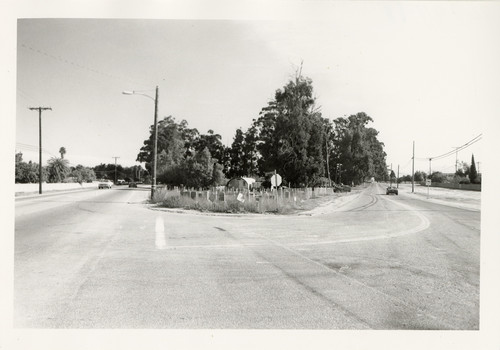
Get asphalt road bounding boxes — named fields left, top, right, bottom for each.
left=14, top=182, right=480, bottom=329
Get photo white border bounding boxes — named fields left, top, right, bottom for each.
left=2, top=1, right=499, bottom=349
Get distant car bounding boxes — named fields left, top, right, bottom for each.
left=342, top=185, right=351, bottom=192
left=98, top=182, right=112, bottom=189
left=128, top=182, right=137, bottom=188
left=333, top=184, right=351, bottom=193
left=386, top=186, right=398, bottom=195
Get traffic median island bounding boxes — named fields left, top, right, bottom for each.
left=150, top=187, right=362, bottom=216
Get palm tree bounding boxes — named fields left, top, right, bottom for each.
left=59, top=147, right=66, bottom=159
left=47, top=157, right=69, bottom=183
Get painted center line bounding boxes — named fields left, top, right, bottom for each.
left=155, top=216, right=167, bottom=250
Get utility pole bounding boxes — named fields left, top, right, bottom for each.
left=337, top=163, right=342, bottom=184
left=453, top=147, right=460, bottom=173
left=429, top=158, right=432, bottom=179
left=397, top=165, right=399, bottom=189
left=411, top=141, right=415, bottom=193
left=112, top=156, right=120, bottom=184
left=390, top=163, right=393, bottom=186
left=325, top=137, right=331, bottom=187
left=29, top=107, right=52, bottom=194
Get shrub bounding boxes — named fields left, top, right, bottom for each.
left=459, top=177, right=471, bottom=185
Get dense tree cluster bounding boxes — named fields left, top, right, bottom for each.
left=226, top=75, right=388, bottom=186
left=15, top=151, right=97, bottom=184
left=331, top=113, right=387, bottom=185
left=136, top=116, right=226, bottom=188
left=135, top=73, right=389, bottom=188
left=93, top=163, right=143, bottom=182
left=15, top=152, right=45, bottom=183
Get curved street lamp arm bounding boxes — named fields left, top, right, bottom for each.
left=122, top=91, right=155, bottom=102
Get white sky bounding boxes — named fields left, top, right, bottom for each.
left=10, top=4, right=499, bottom=175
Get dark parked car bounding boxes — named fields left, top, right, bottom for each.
left=128, top=182, right=137, bottom=188
left=386, top=186, right=398, bottom=195
left=333, top=184, right=351, bottom=193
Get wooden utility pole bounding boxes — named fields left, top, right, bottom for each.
left=29, top=107, right=52, bottom=194
left=453, top=147, right=460, bottom=173
left=390, top=163, right=393, bottom=186
left=411, top=141, right=415, bottom=193
left=397, top=165, right=399, bottom=189
left=325, top=137, right=331, bottom=187
left=112, top=156, right=120, bottom=184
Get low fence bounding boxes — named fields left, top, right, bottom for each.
left=155, top=186, right=336, bottom=203
left=419, top=182, right=481, bottom=192
left=153, top=186, right=340, bottom=213
left=15, top=182, right=98, bottom=195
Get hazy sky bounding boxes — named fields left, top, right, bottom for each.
left=13, top=3, right=499, bottom=175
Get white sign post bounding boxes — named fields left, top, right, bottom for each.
left=270, top=171, right=282, bottom=202
left=426, top=178, right=431, bottom=198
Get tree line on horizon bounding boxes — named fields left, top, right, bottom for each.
left=15, top=146, right=145, bottom=184
left=14, top=72, right=400, bottom=188
left=399, top=154, right=481, bottom=185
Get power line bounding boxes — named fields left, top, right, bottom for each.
left=414, top=134, right=482, bottom=162
left=431, top=134, right=482, bottom=161
left=20, top=43, right=150, bottom=88
left=17, top=87, right=43, bottom=106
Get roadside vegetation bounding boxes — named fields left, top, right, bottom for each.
left=152, top=187, right=341, bottom=214
left=398, top=154, right=481, bottom=185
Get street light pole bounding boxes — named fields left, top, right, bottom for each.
left=152, top=86, right=159, bottom=199
left=411, top=141, right=415, bottom=193
left=122, top=86, right=159, bottom=200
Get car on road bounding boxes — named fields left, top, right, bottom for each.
left=128, top=182, right=137, bottom=188
left=333, top=184, right=351, bottom=193
left=98, top=181, right=112, bottom=189
left=386, top=186, right=398, bottom=195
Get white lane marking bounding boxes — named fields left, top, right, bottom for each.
left=289, top=194, right=431, bottom=247
left=243, top=218, right=455, bottom=329
left=155, top=216, right=167, bottom=250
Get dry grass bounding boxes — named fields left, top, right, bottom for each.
left=152, top=188, right=309, bottom=214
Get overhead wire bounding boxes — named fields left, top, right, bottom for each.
left=19, top=43, right=151, bottom=89
left=413, top=134, right=482, bottom=162
left=430, top=134, right=482, bottom=161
